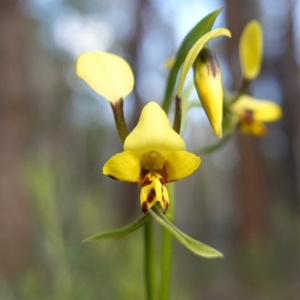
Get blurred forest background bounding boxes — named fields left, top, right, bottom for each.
left=1, top=0, right=300, bottom=299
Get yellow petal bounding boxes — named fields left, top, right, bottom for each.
left=194, top=49, right=223, bottom=137
left=140, top=172, right=169, bottom=213
left=239, top=20, right=263, bottom=80
left=231, top=95, right=282, bottom=122
left=76, top=52, right=134, bottom=103
left=239, top=121, right=266, bottom=136
left=103, top=151, right=141, bottom=182
left=124, top=102, right=185, bottom=155
left=176, top=28, right=231, bottom=97
left=163, top=151, right=200, bottom=182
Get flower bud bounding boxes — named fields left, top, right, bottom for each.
left=193, top=48, right=223, bottom=137
left=239, top=20, right=263, bottom=80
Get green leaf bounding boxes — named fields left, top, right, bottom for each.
left=83, top=213, right=151, bottom=242
left=149, top=206, right=223, bottom=258
left=162, top=7, right=223, bottom=113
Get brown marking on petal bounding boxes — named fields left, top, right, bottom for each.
left=157, top=167, right=168, bottom=183
left=162, top=196, right=168, bottom=212
left=159, top=177, right=166, bottom=186
left=147, top=188, right=156, bottom=204
left=199, top=48, right=219, bottom=78
left=139, top=169, right=149, bottom=184
left=108, top=175, right=119, bottom=181
left=141, top=176, right=152, bottom=187
left=242, top=109, right=254, bottom=123
left=142, top=201, right=148, bottom=214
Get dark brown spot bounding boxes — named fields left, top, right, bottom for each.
left=198, top=48, right=219, bottom=78
left=108, top=175, right=119, bottom=180
left=146, top=188, right=156, bottom=204
left=138, top=169, right=148, bottom=184
left=162, top=196, right=168, bottom=212
left=157, top=167, right=167, bottom=182
left=159, top=177, right=166, bottom=186
left=243, top=109, right=255, bottom=123
left=141, top=176, right=152, bottom=187
left=142, top=202, right=148, bottom=214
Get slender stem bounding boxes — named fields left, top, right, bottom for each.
left=230, top=78, right=249, bottom=104
left=144, top=217, right=157, bottom=300
left=159, top=183, right=175, bottom=300
left=110, top=99, right=128, bottom=145
left=172, top=96, right=182, bottom=134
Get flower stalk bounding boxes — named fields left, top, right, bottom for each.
left=173, top=96, right=182, bottom=134
left=110, top=99, right=128, bottom=145
left=159, top=183, right=175, bottom=300
left=144, top=217, right=157, bottom=300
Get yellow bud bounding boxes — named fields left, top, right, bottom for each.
left=193, top=48, right=223, bottom=137
left=239, top=20, right=263, bottom=80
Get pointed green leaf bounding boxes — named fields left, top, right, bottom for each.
left=150, top=206, right=223, bottom=258
left=162, top=7, right=223, bottom=112
left=83, top=213, right=151, bottom=242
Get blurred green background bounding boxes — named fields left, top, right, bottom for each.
left=1, top=0, right=300, bottom=299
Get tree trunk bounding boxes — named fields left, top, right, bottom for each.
left=225, top=0, right=269, bottom=243
left=0, top=0, right=32, bottom=278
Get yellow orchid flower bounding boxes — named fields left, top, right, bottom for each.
left=231, top=95, right=282, bottom=136
left=193, top=48, right=223, bottom=138
left=176, top=28, right=231, bottom=138
left=239, top=20, right=263, bottom=80
left=103, top=102, right=200, bottom=213
left=76, top=51, right=134, bottom=103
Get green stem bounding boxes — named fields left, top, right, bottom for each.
left=172, top=96, right=182, bottom=134
left=230, top=78, right=249, bottom=104
left=110, top=99, right=128, bottom=145
left=144, top=217, right=157, bottom=300
left=159, top=183, right=175, bottom=300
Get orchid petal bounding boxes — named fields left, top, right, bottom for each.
left=163, top=151, right=201, bottom=182
left=140, top=172, right=168, bottom=213
left=239, top=20, right=263, bottom=80
left=239, top=121, right=266, bottom=136
left=103, top=151, right=141, bottom=182
left=231, top=95, right=282, bottom=122
left=124, top=102, right=185, bottom=155
left=76, top=52, right=134, bottom=103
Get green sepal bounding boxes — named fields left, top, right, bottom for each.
left=162, top=7, right=223, bottom=113
left=149, top=206, right=223, bottom=258
left=83, top=213, right=151, bottom=242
